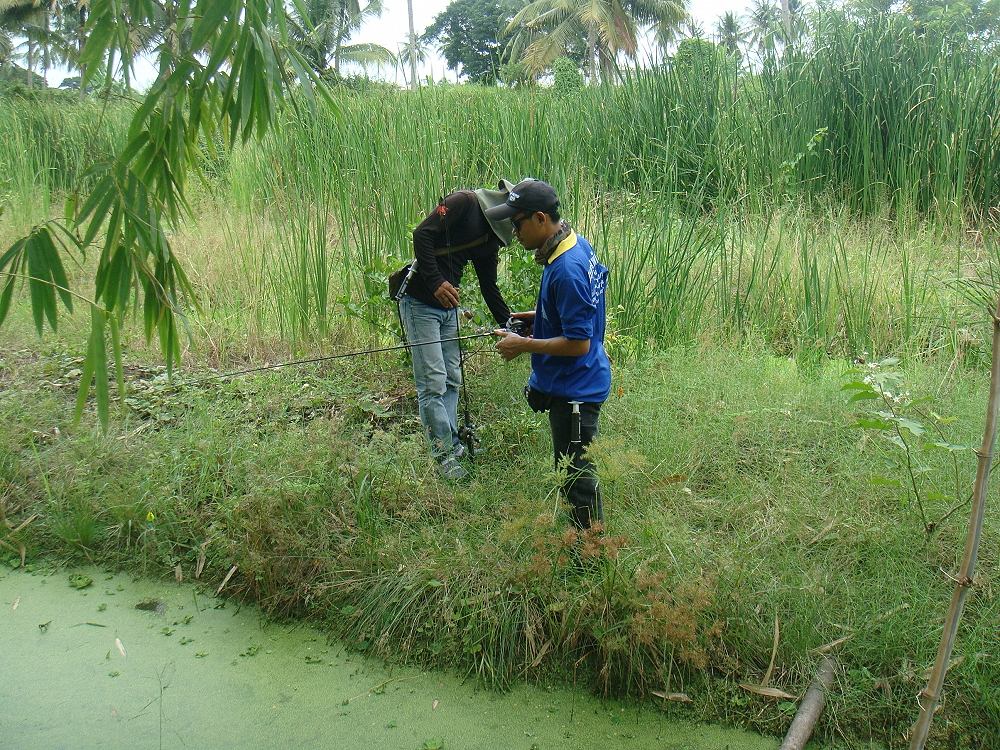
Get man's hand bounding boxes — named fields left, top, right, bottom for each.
left=493, top=329, right=529, bottom=361
left=434, top=281, right=460, bottom=308
left=509, top=310, right=535, bottom=337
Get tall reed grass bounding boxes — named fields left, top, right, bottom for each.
left=0, top=13, right=995, bottom=358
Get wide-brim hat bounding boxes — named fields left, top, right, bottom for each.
left=474, top=179, right=516, bottom=247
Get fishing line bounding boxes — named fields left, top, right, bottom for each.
left=216, top=331, right=497, bottom=380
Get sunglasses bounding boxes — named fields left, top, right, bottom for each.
left=511, top=213, right=533, bottom=233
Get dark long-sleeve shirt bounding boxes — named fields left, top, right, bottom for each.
left=407, top=190, right=511, bottom=326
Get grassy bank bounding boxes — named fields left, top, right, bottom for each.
left=2, top=335, right=997, bottom=747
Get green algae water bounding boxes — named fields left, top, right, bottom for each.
left=1, top=567, right=779, bottom=749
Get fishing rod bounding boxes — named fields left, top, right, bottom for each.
left=217, top=330, right=497, bottom=380
left=455, top=306, right=478, bottom=458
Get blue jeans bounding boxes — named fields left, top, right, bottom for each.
left=399, top=295, right=462, bottom=460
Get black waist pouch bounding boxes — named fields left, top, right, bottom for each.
left=524, top=385, right=554, bottom=413
left=388, top=263, right=411, bottom=300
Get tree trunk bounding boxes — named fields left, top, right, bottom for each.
left=587, top=26, right=597, bottom=85
left=406, top=0, right=417, bottom=89
left=27, top=39, right=35, bottom=89
left=908, top=295, right=1000, bottom=747
left=78, top=5, right=88, bottom=99
left=43, top=11, right=50, bottom=83
left=334, top=3, right=347, bottom=77
left=781, top=0, right=792, bottom=44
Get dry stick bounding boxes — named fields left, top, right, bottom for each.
left=909, top=295, right=1000, bottom=749
left=779, top=656, right=837, bottom=750
left=762, top=613, right=780, bottom=687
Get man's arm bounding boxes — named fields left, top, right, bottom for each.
left=493, top=331, right=589, bottom=360
left=471, top=253, right=511, bottom=325
left=496, top=262, right=595, bottom=360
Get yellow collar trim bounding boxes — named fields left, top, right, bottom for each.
left=546, top=231, right=578, bottom=265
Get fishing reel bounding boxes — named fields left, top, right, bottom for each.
left=504, top=317, right=530, bottom=336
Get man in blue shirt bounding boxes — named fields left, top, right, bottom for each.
left=489, top=179, right=611, bottom=529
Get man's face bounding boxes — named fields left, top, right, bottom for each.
left=511, top=211, right=543, bottom=250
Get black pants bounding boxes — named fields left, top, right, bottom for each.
left=548, top=400, right=604, bottom=529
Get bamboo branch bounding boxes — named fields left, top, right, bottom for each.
left=908, top=295, right=1000, bottom=749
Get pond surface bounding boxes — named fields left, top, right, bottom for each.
left=1, top=567, right=780, bottom=749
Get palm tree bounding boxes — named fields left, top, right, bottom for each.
left=398, top=35, right=426, bottom=89
left=715, top=11, right=746, bottom=57
left=49, top=1, right=89, bottom=87
left=785, top=0, right=808, bottom=47
left=748, top=0, right=780, bottom=52
left=507, top=0, right=687, bottom=83
left=681, top=15, right=704, bottom=40
left=50, top=4, right=86, bottom=88
left=1, top=1, right=55, bottom=87
left=0, top=2, right=38, bottom=75
left=289, top=0, right=394, bottom=78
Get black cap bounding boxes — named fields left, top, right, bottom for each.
left=484, top=178, right=559, bottom=220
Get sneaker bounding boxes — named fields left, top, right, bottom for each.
left=438, top=456, right=468, bottom=481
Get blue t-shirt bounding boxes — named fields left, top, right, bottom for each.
left=528, top=233, right=611, bottom=403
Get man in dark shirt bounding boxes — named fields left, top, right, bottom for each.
left=395, top=181, right=515, bottom=480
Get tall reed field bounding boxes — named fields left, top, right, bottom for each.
left=3, top=15, right=995, bottom=359
left=1, top=11, right=999, bottom=749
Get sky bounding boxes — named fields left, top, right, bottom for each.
left=43, top=0, right=755, bottom=89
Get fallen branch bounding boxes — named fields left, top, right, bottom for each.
left=779, top=656, right=837, bottom=750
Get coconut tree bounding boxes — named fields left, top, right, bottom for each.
left=289, top=0, right=394, bottom=77
left=398, top=34, right=426, bottom=88
left=785, top=0, right=808, bottom=46
left=680, top=14, right=704, bottom=39
left=0, top=2, right=37, bottom=75
left=507, top=0, right=688, bottom=82
left=1, top=0, right=57, bottom=87
left=748, top=0, right=780, bottom=52
left=49, top=1, right=90, bottom=87
left=715, top=11, right=746, bottom=57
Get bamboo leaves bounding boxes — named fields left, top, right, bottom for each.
left=0, top=224, right=77, bottom=335
left=1, top=0, right=331, bottom=429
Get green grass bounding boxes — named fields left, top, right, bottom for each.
left=1, top=338, right=997, bottom=748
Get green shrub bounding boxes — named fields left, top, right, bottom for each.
left=552, top=57, right=584, bottom=95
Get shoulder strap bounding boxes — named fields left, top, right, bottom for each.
left=433, top=191, right=491, bottom=256
left=432, top=234, right=491, bottom=256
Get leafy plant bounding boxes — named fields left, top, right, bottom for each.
left=843, top=357, right=971, bottom=534
left=552, top=56, right=583, bottom=95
